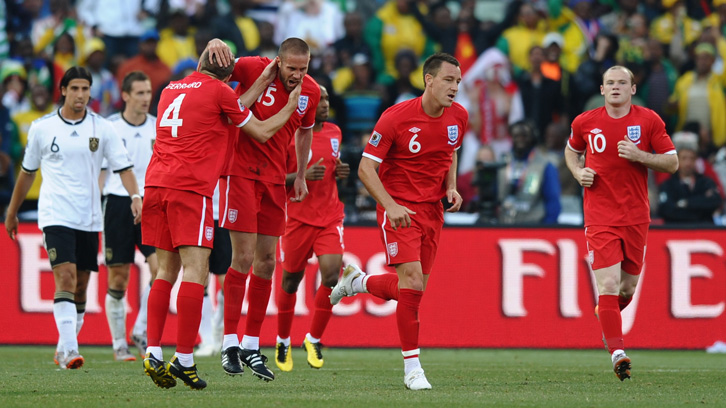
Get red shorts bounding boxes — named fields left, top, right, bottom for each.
left=218, top=175, right=286, bottom=236
left=142, top=187, right=215, bottom=252
left=585, top=223, right=648, bottom=275
left=280, top=218, right=344, bottom=272
left=376, top=200, right=443, bottom=275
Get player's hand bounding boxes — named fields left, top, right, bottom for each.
left=617, top=135, right=643, bottom=163
left=205, top=38, right=233, bottom=67
left=385, top=203, right=416, bottom=230
left=291, top=176, right=309, bottom=202
left=287, top=81, right=303, bottom=108
left=576, top=167, right=597, bottom=188
left=305, top=158, right=326, bottom=181
left=130, top=197, right=143, bottom=225
left=260, top=57, right=280, bottom=85
left=5, top=215, right=18, bottom=240
left=445, top=189, right=462, bottom=213
left=335, top=159, right=350, bottom=179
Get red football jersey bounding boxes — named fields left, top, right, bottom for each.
left=227, top=56, right=321, bottom=184
left=363, top=97, right=469, bottom=203
left=285, top=122, right=344, bottom=227
left=146, top=71, right=252, bottom=197
left=568, top=105, right=676, bottom=227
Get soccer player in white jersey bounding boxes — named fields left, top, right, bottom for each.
left=101, top=71, right=158, bottom=361
left=4, top=67, right=143, bottom=370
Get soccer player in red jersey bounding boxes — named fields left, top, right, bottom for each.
left=565, top=65, right=678, bottom=381
left=329, top=53, right=469, bottom=390
left=275, top=85, right=350, bottom=372
left=141, top=51, right=301, bottom=390
left=204, top=38, right=320, bottom=381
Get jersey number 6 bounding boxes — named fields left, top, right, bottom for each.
left=160, top=94, right=186, bottom=137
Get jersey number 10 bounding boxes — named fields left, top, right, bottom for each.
left=587, top=133, right=606, bottom=154
left=160, top=94, right=186, bottom=137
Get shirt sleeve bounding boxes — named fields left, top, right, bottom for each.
left=300, top=83, right=320, bottom=129
left=567, top=115, right=586, bottom=153
left=219, top=83, right=252, bottom=127
left=102, top=121, right=133, bottom=173
left=362, top=111, right=395, bottom=163
left=21, top=122, right=42, bottom=172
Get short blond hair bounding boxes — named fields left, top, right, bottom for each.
left=602, top=65, right=634, bottom=86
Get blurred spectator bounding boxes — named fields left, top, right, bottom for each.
left=210, top=0, right=261, bottom=56
left=659, top=131, right=722, bottom=224
left=459, top=47, right=524, bottom=161
left=495, top=2, right=545, bottom=76
left=76, top=0, right=159, bottom=66
left=32, top=0, right=86, bottom=61
left=1, top=61, right=30, bottom=116
left=11, top=83, right=55, bottom=220
left=600, top=0, right=640, bottom=36
left=573, top=33, right=619, bottom=114
left=116, top=29, right=171, bottom=107
left=650, top=0, right=702, bottom=67
left=275, top=0, right=344, bottom=55
left=6, top=0, right=41, bottom=42
left=542, top=121, right=582, bottom=224
left=640, top=38, right=678, bottom=128
left=516, top=45, right=565, bottom=142
left=157, top=9, right=197, bottom=70
left=668, top=42, right=726, bottom=149
left=497, top=120, right=561, bottom=224
left=465, top=144, right=504, bottom=223
left=10, top=36, right=63, bottom=104
left=0, top=87, right=18, bottom=216
left=52, top=32, right=78, bottom=71
left=251, top=21, right=280, bottom=60
left=82, top=38, right=121, bottom=116
left=339, top=53, right=383, bottom=142
left=333, top=11, right=372, bottom=68
left=616, top=13, right=649, bottom=64
left=381, top=49, right=423, bottom=112
left=0, top=0, right=8, bottom=59
left=363, top=0, right=435, bottom=85
left=548, top=0, right=601, bottom=74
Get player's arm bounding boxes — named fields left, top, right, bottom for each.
left=565, top=146, right=596, bottom=188
left=4, top=169, right=36, bottom=240
left=240, top=82, right=302, bottom=143
left=617, top=136, right=679, bottom=174
left=99, top=169, right=107, bottom=192
left=285, top=157, right=325, bottom=187
left=358, top=156, right=416, bottom=230
left=291, top=127, right=314, bottom=202
left=118, top=169, right=142, bottom=224
left=238, top=57, right=280, bottom=108
left=445, top=152, right=462, bottom=212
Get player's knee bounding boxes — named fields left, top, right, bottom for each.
left=321, top=275, right=338, bottom=288
left=281, top=273, right=303, bottom=293
left=231, top=251, right=254, bottom=271
left=254, top=256, right=276, bottom=277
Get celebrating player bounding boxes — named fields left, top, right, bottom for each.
left=330, top=53, right=468, bottom=390
left=565, top=65, right=678, bottom=380
left=275, top=85, right=350, bottom=371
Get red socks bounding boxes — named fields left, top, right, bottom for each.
left=277, top=289, right=296, bottom=339
left=598, top=295, right=624, bottom=353
left=309, top=286, right=333, bottom=339
left=223, top=268, right=248, bottom=336
left=147, top=279, right=172, bottom=348
left=245, top=273, right=272, bottom=337
left=397, top=289, right=423, bottom=352
left=366, top=273, right=399, bottom=301
left=176, top=282, right=204, bottom=354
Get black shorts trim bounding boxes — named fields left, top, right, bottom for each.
left=42, top=226, right=99, bottom=271
left=209, top=220, right=231, bottom=275
left=103, top=194, right=155, bottom=265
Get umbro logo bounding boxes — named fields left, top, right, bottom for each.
left=70, top=131, right=79, bottom=137
left=409, top=127, right=421, bottom=133
left=590, top=128, right=602, bottom=134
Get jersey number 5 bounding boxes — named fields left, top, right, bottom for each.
left=587, top=133, right=606, bottom=154
left=160, top=94, right=186, bottom=137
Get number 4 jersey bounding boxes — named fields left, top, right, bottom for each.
left=568, top=105, right=676, bottom=227
left=362, top=97, right=468, bottom=203
left=146, top=71, right=252, bottom=197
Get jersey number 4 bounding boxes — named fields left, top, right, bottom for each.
left=160, top=94, right=186, bottom=137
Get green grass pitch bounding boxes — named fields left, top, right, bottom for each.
left=1, top=346, right=725, bottom=407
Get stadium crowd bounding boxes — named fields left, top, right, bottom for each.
left=1, top=0, right=726, bottom=226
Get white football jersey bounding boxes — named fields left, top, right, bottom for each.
left=22, top=109, right=133, bottom=232
left=102, top=113, right=156, bottom=196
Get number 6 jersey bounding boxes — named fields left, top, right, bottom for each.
left=362, top=97, right=468, bottom=203
left=568, top=105, right=676, bottom=227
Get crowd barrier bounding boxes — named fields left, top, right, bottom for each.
left=1, top=223, right=724, bottom=349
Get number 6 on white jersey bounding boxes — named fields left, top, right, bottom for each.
left=160, top=94, right=186, bottom=137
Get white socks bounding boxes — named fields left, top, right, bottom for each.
left=132, top=284, right=150, bottom=337
left=53, top=301, right=78, bottom=354
left=404, top=357, right=422, bottom=375
left=223, top=334, right=239, bottom=350
left=105, top=294, right=127, bottom=349
left=198, top=294, right=213, bottom=345
left=241, top=335, right=259, bottom=350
